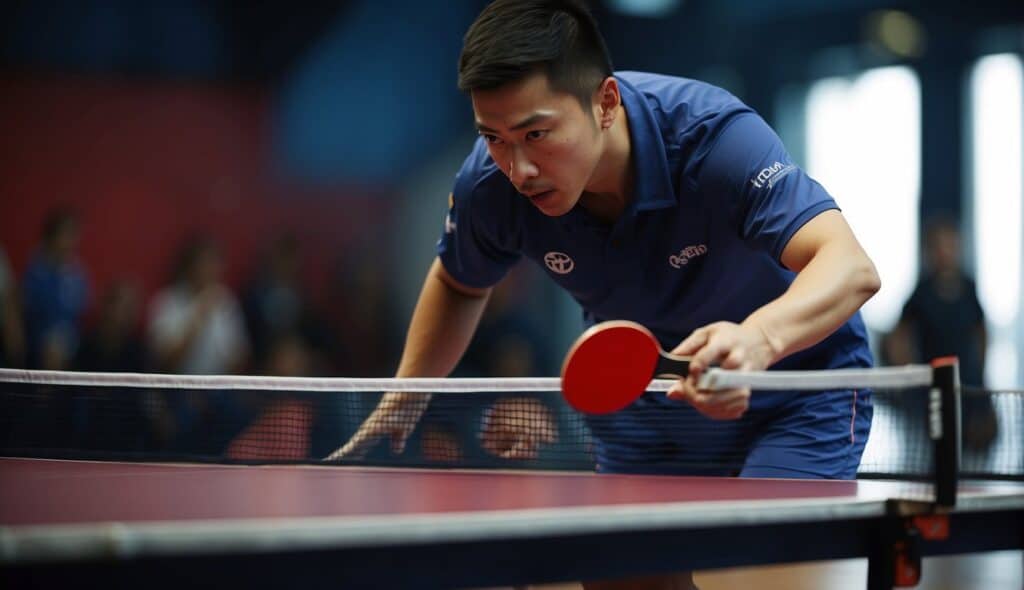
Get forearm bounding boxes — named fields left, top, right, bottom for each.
left=743, top=239, right=879, bottom=363
left=158, top=318, right=206, bottom=371
left=394, top=258, right=491, bottom=378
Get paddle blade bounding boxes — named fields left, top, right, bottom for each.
left=560, top=321, right=661, bottom=414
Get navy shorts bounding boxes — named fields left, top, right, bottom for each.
left=586, top=387, right=872, bottom=479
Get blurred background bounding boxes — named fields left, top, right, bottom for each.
left=0, top=0, right=1022, bottom=391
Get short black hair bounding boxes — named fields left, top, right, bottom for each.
left=458, top=0, right=613, bottom=109
left=171, top=234, right=219, bottom=284
left=41, top=208, right=78, bottom=246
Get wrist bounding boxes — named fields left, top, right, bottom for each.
left=745, top=319, right=786, bottom=363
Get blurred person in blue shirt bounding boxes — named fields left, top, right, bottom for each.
left=22, top=209, right=89, bottom=370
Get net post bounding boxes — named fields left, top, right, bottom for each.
left=929, top=357, right=960, bottom=508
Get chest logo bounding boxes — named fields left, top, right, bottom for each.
left=669, top=244, right=708, bottom=269
left=544, top=251, right=575, bottom=275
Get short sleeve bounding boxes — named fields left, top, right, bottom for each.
left=965, top=279, right=986, bottom=325
left=696, top=113, right=838, bottom=261
left=219, top=294, right=250, bottom=359
left=147, top=291, right=182, bottom=353
left=436, top=145, right=523, bottom=288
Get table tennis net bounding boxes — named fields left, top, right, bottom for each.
left=0, top=368, right=1020, bottom=481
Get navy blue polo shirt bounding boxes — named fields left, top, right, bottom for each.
left=437, top=71, right=871, bottom=373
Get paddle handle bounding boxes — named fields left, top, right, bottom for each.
left=653, top=350, right=691, bottom=379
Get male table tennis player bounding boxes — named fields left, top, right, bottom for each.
left=332, top=1, right=879, bottom=585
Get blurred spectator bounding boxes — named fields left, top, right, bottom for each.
left=76, top=280, right=144, bottom=373
left=22, top=209, right=89, bottom=370
left=329, top=251, right=401, bottom=377
left=0, top=245, right=25, bottom=367
left=147, top=236, right=249, bottom=375
left=885, top=217, right=996, bottom=450
left=242, top=234, right=330, bottom=373
left=146, top=236, right=250, bottom=456
left=227, top=333, right=316, bottom=461
left=73, top=281, right=150, bottom=452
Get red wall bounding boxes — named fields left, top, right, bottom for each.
left=0, top=76, right=390, bottom=316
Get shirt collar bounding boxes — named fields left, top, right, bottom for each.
left=617, top=74, right=677, bottom=212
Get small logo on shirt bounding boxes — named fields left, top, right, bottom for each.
left=544, top=252, right=575, bottom=274
left=669, top=244, right=708, bottom=268
left=750, top=161, right=796, bottom=189
left=444, top=193, right=457, bottom=234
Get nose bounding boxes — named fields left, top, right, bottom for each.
left=508, top=147, right=539, bottom=188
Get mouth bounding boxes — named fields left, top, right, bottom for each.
left=526, top=189, right=556, bottom=204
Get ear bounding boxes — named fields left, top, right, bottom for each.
left=594, top=77, right=620, bottom=130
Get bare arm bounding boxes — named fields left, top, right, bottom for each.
left=884, top=319, right=918, bottom=365
left=671, top=209, right=880, bottom=419
left=742, top=209, right=881, bottom=363
left=327, top=258, right=491, bottom=458
left=394, top=257, right=492, bottom=379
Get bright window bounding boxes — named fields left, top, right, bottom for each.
left=971, top=53, right=1023, bottom=388
left=805, top=67, right=922, bottom=333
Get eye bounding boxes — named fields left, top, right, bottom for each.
left=526, top=130, right=549, bottom=141
left=480, top=133, right=503, bottom=145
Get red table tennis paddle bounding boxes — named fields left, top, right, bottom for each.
left=560, top=320, right=692, bottom=414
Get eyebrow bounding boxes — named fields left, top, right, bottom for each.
left=476, top=112, right=555, bottom=133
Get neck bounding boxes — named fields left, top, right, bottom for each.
left=932, top=268, right=962, bottom=290
left=580, top=107, right=632, bottom=223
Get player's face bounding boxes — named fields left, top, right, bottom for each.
left=471, top=71, right=603, bottom=216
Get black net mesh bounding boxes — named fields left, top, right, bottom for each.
left=2, top=377, right=1021, bottom=480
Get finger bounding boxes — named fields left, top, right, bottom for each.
left=480, top=426, right=513, bottom=457
left=538, top=420, right=559, bottom=444
left=711, top=398, right=751, bottom=420
left=683, top=387, right=745, bottom=414
left=722, top=346, right=747, bottom=370
left=665, top=379, right=692, bottom=402
left=326, top=429, right=378, bottom=460
left=697, top=387, right=748, bottom=408
left=692, top=390, right=751, bottom=420
left=501, top=436, right=539, bottom=460
left=671, top=328, right=709, bottom=356
left=391, top=423, right=417, bottom=454
left=337, top=413, right=398, bottom=458
left=691, top=336, right=732, bottom=375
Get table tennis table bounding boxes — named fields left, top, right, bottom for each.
left=2, top=458, right=1022, bottom=589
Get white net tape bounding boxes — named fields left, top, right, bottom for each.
left=0, top=365, right=934, bottom=393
